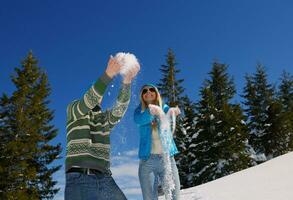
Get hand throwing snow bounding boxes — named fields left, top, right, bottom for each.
left=105, top=55, right=122, bottom=78
left=114, top=52, right=140, bottom=84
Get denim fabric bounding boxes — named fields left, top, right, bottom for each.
left=139, top=154, right=180, bottom=200
left=65, top=172, right=127, bottom=200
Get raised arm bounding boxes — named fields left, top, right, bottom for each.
left=107, top=83, right=131, bottom=127
left=107, top=62, right=140, bottom=127
left=67, top=56, right=121, bottom=122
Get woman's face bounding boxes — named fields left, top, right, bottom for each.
left=141, top=87, right=157, bottom=104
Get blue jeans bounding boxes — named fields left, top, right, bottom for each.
left=65, top=172, right=127, bottom=200
left=139, top=154, right=180, bottom=200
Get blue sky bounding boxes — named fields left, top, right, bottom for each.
left=1, top=1, right=293, bottom=199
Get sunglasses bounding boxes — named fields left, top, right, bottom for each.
left=142, top=87, right=156, bottom=95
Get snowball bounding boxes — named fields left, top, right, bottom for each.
left=114, top=52, right=140, bottom=76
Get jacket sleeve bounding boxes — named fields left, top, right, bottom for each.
left=67, top=72, right=112, bottom=121
left=163, top=104, right=170, bottom=114
left=134, top=105, right=155, bottom=126
left=107, top=83, right=131, bottom=127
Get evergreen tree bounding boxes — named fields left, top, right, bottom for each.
left=242, top=64, right=274, bottom=161
left=177, top=95, right=197, bottom=188
left=0, top=52, right=62, bottom=199
left=157, top=48, right=184, bottom=107
left=0, top=94, right=13, bottom=199
left=262, top=101, right=293, bottom=158
left=278, top=71, right=293, bottom=153
left=0, top=84, right=34, bottom=199
left=262, top=71, right=293, bottom=158
left=190, top=62, right=251, bottom=186
left=278, top=71, right=293, bottom=112
left=157, top=48, right=188, bottom=188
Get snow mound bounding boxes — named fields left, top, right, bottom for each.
left=160, top=151, right=293, bottom=200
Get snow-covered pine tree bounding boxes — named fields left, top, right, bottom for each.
left=278, top=71, right=293, bottom=152
left=178, top=95, right=197, bottom=188
left=278, top=71, right=293, bottom=113
left=262, top=71, right=293, bottom=158
left=242, top=64, right=274, bottom=162
left=0, top=52, right=62, bottom=199
left=278, top=71, right=293, bottom=150
left=190, top=61, right=251, bottom=186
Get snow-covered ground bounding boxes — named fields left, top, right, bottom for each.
left=160, top=151, right=293, bottom=200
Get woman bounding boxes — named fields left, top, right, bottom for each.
left=134, top=84, right=181, bottom=200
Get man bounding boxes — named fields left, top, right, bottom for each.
left=65, top=55, right=139, bottom=200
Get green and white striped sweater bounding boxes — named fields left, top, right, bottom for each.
left=65, top=73, right=131, bottom=173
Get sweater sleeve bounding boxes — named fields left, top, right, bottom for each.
left=67, top=73, right=112, bottom=121
left=134, top=105, right=155, bottom=126
left=107, top=83, right=131, bottom=127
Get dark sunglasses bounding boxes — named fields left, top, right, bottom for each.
left=142, top=87, right=156, bottom=95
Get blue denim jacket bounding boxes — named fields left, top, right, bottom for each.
left=134, top=104, right=179, bottom=160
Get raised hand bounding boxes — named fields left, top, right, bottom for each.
left=105, top=55, right=122, bottom=78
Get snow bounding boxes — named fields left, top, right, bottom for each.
left=216, top=159, right=227, bottom=173
left=160, top=151, right=293, bottom=200
left=181, top=128, right=187, bottom=135
left=148, top=104, right=178, bottom=199
left=217, top=132, right=222, bottom=136
left=189, top=144, right=197, bottom=148
left=246, top=145, right=267, bottom=162
left=192, top=132, right=199, bottom=139
left=114, top=52, right=140, bottom=76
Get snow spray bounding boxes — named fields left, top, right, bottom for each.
left=149, top=105, right=177, bottom=200
left=111, top=52, right=140, bottom=152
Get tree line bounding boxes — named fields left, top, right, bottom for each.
left=157, top=49, right=293, bottom=188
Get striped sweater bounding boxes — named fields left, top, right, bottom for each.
left=65, top=73, right=131, bottom=173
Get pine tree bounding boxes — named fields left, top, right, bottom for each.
left=262, top=71, right=293, bottom=158
left=0, top=52, right=62, bottom=199
left=190, top=61, right=251, bottom=186
left=278, top=71, right=293, bottom=153
left=262, top=101, right=293, bottom=158
left=177, top=95, right=197, bottom=188
left=157, top=48, right=185, bottom=107
left=278, top=71, right=293, bottom=112
left=157, top=48, right=189, bottom=188
left=0, top=85, right=34, bottom=199
left=242, top=63, right=274, bottom=161
left=0, top=94, right=13, bottom=199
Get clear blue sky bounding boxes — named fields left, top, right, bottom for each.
left=1, top=1, right=293, bottom=199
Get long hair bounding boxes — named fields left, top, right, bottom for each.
left=140, top=84, right=163, bottom=112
